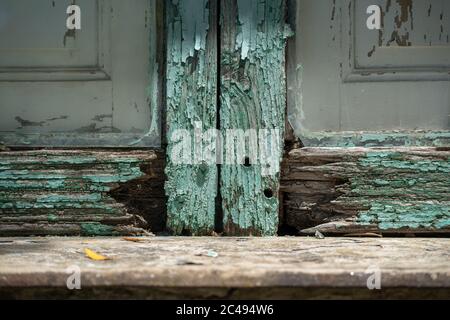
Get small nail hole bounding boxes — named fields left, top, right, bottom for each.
left=243, top=157, right=251, bottom=167
left=264, top=189, right=274, bottom=198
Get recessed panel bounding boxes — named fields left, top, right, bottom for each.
left=287, top=0, right=450, bottom=144
left=0, top=0, right=160, bottom=147
left=354, top=0, right=450, bottom=70
left=0, top=0, right=98, bottom=68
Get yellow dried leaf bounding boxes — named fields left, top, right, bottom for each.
left=84, top=248, right=110, bottom=261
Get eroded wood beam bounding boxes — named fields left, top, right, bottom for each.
left=0, top=150, right=158, bottom=236
left=281, top=147, right=450, bottom=235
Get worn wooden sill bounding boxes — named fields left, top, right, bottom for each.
left=0, top=237, right=449, bottom=299
left=282, top=147, right=450, bottom=235
left=0, top=149, right=166, bottom=236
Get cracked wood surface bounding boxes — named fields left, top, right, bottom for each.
left=0, top=237, right=449, bottom=291
left=220, top=0, right=290, bottom=236
left=165, top=0, right=218, bottom=235
left=282, top=147, right=450, bottom=235
left=0, top=150, right=162, bottom=236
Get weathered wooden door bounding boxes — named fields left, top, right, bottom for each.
left=0, top=0, right=288, bottom=237
left=0, top=0, right=160, bottom=147
left=288, top=0, right=449, bottom=146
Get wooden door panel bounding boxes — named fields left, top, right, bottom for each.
left=0, top=0, right=160, bottom=147
left=0, top=81, right=113, bottom=133
left=355, top=0, right=450, bottom=70
left=287, top=0, right=450, bottom=141
left=0, top=0, right=98, bottom=68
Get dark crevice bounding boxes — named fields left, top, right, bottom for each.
left=109, top=151, right=167, bottom=234
left=215, top=0, right=224, bottom=234
left=181, top=229, right=192, bottom=236
left=264, top=189, right=274, bottom=199
left=278, top=224, right=299, bottom=236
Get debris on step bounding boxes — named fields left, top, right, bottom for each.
left=84, top=248, right=111, bottom=261
left=343, top=233, right=383, bottom=238
left=206, top=250, right=219, bottom=258
left=195, top=250, right=219, bottom=258
left=122, top=237, right=147, bottom=243
left=315, top=230, right=325, bottom=240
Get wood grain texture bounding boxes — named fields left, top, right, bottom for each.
left=281, top=147, right=450, bottom=235
left=0, top=237, right=449, bottom=293
left=220, top=0, right=291, bottom=236
left=0, top=150, right=158, bottom=236
left=165, top=0, right=218, bottom=235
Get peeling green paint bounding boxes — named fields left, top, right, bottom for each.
left=362, top=151, right=450, bottom=171
left=0, top=151, right=153, bottom=236
left=36, top=193, right=103, bottom=203
left=220, top=0, right=289, bottom=235
left=286, top=147, right=449, bottom=235
left=47, top=214, right=58, bottom=223
left=80, top=223, right=118, bottom=237
left=0, top=201, right=118, bottom=210
left=83, top=165, right=143, bottom=184
left=47, top=180, right=66, bottom=189
left=47, top=157, right=99, bottom=165
left=357, top=201, right=450, bottom=230
left=343, top=150, right=450, bottom=231
left=165, top=0, right=218, bottom=235
left=299, top=131, right=450, bottom=148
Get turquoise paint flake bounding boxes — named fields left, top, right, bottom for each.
left=299, top=131, right=450, bottom=148
left=357, top=201, right=450, bottom=230
left=80, top=223, right=118, bottom=236
left=351, top=151, right=450, bottom=231
left=47, top=214, right=59, bottom=223
left=36, top=193, right=103, bottom=203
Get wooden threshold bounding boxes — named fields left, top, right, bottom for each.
left=0, top=237, right=449, bottom=299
